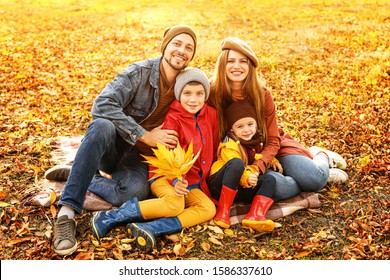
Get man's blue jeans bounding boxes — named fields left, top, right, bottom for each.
left=58, top=118, right=150, bottom=214
left=267, top=154, right=329, bottom=201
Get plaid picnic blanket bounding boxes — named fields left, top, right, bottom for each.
left=22, top=136, right=321, bottom=221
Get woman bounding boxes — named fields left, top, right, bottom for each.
left=208, top=37, right=347, bottom=202
left=209, top=37, right=280, bottom=175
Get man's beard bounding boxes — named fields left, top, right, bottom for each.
left=164, top=56, right=187, bottom=71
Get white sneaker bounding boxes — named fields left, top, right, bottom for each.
left=309, top=146, right=347, bottom=170
left=328, top=168, right=348, bottom=183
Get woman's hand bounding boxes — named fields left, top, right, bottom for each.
left=271, top=159, right=283, bottom=174
left=173, top=179, right=189, bottom=197
left=247, top=172, right=259, bottom=187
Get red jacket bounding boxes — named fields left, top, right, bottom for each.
left=153, top=100, right=218, bottom=198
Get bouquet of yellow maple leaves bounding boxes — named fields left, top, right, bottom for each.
left=142, top=141, right=200, bottom=181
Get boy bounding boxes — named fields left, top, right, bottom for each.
left=91, top=67, right=218, bottom=252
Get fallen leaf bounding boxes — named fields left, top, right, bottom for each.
left=208, top=225, right=224, bottom=234
left=121, top=237, right=136, bottom=244
left=173, top=244, right=186, bottom=256
left=74, top=252, right=93, bottom=260
left=274, top=222, right=282, bottom=228
left=50, top=204, right=57, bottom=218
left=208, top=236, right=223, bottom=246
left=201, top=242, right=210, bottom=251
left=0, top=201, right=10, bottom=207
left=7, top=237, right=31, bottom=246
left=165, top=233, right=180, bottom=242
left=294, top=251, right=312, bottom=258
left=0, top=191, right=9, bottom=200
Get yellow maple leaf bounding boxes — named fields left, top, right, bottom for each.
left=254, top=153, right=263, bottom=160
left=142, top=141, right=200, bottom=181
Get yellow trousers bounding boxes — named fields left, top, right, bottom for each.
left=139, top=177, right=216, bottom=228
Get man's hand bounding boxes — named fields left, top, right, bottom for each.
left=173, top=179, right=189, bottom=197
left=139, top=124, right=178, bottom=149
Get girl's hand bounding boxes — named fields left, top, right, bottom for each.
left=173, top=179, right=189, bottom=197
left=247, top=172, right=259, bottom=187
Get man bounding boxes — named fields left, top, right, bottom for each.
left=51, top=25, right=197, bottom=256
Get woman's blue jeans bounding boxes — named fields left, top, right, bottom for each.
left=267, top=154, right=329, bottom=201
left=58, top=118, right=150, bottom=214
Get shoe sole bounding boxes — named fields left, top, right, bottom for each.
left=328, top=169, right=348, bottom=183
left=126, top=223, right=155, bottom=252
left=45, top=165, right=71, bottom=181
left=54, top=242, right=78, bottom=256
left=242, top=219, right=275, bottom=232
left=214, top=218, right=230, bottom=229
left=90, top=212, right=102, bottom=240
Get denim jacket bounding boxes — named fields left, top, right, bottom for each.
left=92, top=57, right=162, bottom=146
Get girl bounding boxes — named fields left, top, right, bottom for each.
left=208, top=100, right=278, bottom=232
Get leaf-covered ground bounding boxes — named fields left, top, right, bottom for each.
left=0, top=0, right=389, bottom=260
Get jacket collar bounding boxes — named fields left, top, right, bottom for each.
left=150, top=57, right=162, bottom=89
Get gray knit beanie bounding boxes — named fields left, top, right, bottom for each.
left=174, top=67, right=210, bottom=101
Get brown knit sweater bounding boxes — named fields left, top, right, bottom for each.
left=135, top=63, right=176, bottom=155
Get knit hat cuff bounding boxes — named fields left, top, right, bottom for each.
left=174, top=67, right=210, bottom=101
left=224, top=100, right=257, bottom=129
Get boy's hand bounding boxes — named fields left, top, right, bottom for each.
left=174, top=179, right=189, bottom=196
left=247, top=172, right=259, bottom=187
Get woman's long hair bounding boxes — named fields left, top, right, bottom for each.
left=209, top=50, right=267, bottom=143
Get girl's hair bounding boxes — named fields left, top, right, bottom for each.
left=209, top=50, right=267, bottom=143
left=227, top=131, right=250, bottom=165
